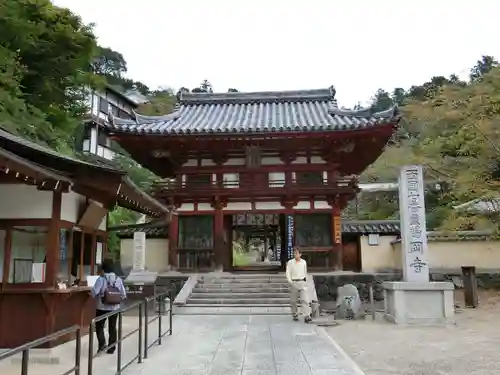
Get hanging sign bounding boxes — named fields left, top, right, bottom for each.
left=286, top=214, right=294, bottom=260
left=333, top=215, right=342, bottom=244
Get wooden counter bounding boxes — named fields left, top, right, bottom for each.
left=0, top=287, right=96, bottom=348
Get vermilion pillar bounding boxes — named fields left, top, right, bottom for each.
left=331, top=206, right=343, bottom=270
left=168, top=214, right=179, bottom=268
left=213, top=203, right=225, bottom=270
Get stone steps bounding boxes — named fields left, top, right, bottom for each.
left=187, top=297, right=290, bottom=305
left=197, top=283, right=289, bottom=289
left=182, top=274, right=294, bottom=313
left=192, top=286, right=290, bottom=295
left=190, top=292, right=290, bottom=299
left=178, top=303, right=291, bottom=308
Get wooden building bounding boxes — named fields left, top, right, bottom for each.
left=112, top=219, right=401, bottom=273
left=0, top=129, right=168, bottom=348
left=107, top=87, right=400, bottom=271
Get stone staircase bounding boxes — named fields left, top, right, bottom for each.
left=176, top=273, right=293, bottom=315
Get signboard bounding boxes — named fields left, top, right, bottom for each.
left=286, top=214, right=294, bottom=260
left=133, top=232, right=146, bottom=272
left=399, top=165, right=429, bottom=282
left=95, top=242, right=103, bottom=265
left=59, top=229, right=68, bottom=261
left=333, top=214, right=342, bottom=244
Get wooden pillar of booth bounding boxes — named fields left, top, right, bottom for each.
left=46, top=190, right=62, bottom=287
left=168, top=214, right=179, bottom=268
left=331, top=206, right=342, bottom=270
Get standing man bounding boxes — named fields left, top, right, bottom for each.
left=91, top=259, right=127, bottom=354
left=286, top=247, right=312, bottom=323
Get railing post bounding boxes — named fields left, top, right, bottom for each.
left=169, top=292, right=173, bottom=335
left=87, top=324, right=94, bottom=375
left=117, top=312, right=123, bottom=375
left=144, top=299, right=149, bottom=359
left=158, top=296, right=162, bottom=345
left=21, top=349, right=29, bottom=375
left=138, top=302, right=143, bottom=364
left=75, top=328, right=81, bottom=375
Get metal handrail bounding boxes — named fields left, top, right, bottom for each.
left=0, top=325, right=81, bottom=375
left=0, top=291, right=173, bottom=375
left=87, top=290, right=173, bottom=375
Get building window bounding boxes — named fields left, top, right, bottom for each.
left=9, top=226, right=48, bottom=283
left=295, top=214, right=332, bottom=247
left=178, top=216, right=213, bottom=249
left=99, top=98, right=109, bottom=114
left=295, top=172, right=323, bottom=185
left=118, top=109, right=131, bottom=119
left=97, top=131, right=108, bottom=147
left=186, top=174, right=212, bottom=186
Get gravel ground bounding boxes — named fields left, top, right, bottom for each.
left=326, top=290, right=500, bottom=375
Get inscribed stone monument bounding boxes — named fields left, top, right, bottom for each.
left=125, top=231, right=158, bottom=296
left=398, top=165, right=429, bottom=282
left=382, top=165, right=455, bottom=325
left=133, top=231, right=146, bottom=272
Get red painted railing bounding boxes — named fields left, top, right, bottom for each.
left=152, top=178, right=358, bottom=199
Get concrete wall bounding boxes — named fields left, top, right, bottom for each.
left=361, top=235, right=500, bottom=272
left=120, top=238, right=169, bottom=272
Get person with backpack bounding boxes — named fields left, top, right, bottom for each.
left=90, top=259, right=127, bottom=354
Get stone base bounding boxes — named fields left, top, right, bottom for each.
left=382, top=281, right=455, bottom=325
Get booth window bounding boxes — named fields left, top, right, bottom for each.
left=8, top=226, right=48, bottom=283
left=0, top=230, right=5, bottom=283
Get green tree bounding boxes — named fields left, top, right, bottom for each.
left=0, top=0, right=98, bottom=151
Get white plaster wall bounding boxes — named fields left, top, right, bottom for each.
left=255, top=202, right=282, bottom=210
left=314, top=201, right=331, bottom=209
left=120, top=238, right=169, bottom=272
left=201, top=159, right=216, bottom=167
left=224, top=158, right=245, bottom=166
left=0, top=185, right=53, bottom=219
left=183, top=159, right=197, bottom=167
left=61, top=192, right=108, bottom=229
left=310, top=156, right=326, bottom=164
left=261, top=157, right=283, bottom=165
left=294, top=201, right=311, bottom=210
left=177, top=203, right=195, bottom=212
left=61, top=191, right=83, bottom=223
left=197, top=203, right=213, bottom=211
left=291, top=156, right=308, bottom=164
left=224, top=202, right=252, bottom=211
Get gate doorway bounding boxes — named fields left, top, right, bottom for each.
left=231, top=213, right=283, bottom=272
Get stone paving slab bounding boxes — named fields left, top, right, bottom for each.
left=133, top=315, right=364, bottom=375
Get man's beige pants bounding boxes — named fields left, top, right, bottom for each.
left=290, top=281, right=311, bottom=317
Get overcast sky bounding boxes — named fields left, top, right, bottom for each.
left=54, top=0, right=499, bottom=107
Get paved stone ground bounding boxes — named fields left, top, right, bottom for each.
left=327, top=290, right=500, bottom=375
left=135, top=315, right=365, bottom=375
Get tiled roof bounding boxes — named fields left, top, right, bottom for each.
left=342, top=220, right=401, bottom=234
left=108, top=87, right=400, bottom=135
left=111, top=220, right=401, bottom=238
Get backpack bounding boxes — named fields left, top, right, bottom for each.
left=101, top=276, right=122, bottom=305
